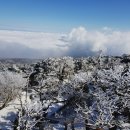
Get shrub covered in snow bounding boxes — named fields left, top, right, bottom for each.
left=15, top=56, right=130, bottom=130
left=0, top=70, right=26, bottom=110
left=1, top=56, right=130, bottom=130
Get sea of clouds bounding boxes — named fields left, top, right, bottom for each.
left=0, top=27, right=130, bottom=58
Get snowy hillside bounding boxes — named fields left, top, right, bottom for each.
left=0, top=55, right=130, bottom=130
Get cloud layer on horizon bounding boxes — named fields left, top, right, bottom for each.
left=0, top=27, right=130, bottom=58
left=62, top=27, right=130, bottom=56
left=0, top=30, right=67, bottom=58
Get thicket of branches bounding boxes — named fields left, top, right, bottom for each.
left=16, top=56, right=130, bottom=130
left=0, top=70, right=26, bottom=110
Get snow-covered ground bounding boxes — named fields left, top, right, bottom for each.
left=0, top=92, right=30, bottom=130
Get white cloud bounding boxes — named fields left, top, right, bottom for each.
left=61, top=26, right=130, bottom=56
left=102, top=26, right=112, bottom=31
left=0, top=30, right=66, bottom=58
left=0, top=27, right=130, bottom=58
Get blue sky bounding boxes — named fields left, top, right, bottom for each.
left=0, top=0, right=130, bottom=32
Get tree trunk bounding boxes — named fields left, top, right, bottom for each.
left=71, top=120, right=75, bottom=130
left=109, top=125, right=117, bottom=130
left=85, top=119, right=90, bottom=130
left=95, top=128, right=104, bottom=130
left=64, top=123, right=67, bottom=130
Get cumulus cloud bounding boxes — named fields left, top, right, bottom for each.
left=0, top=27, right=130, bottom=58
left=61, top=26, right=130, bottom=56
